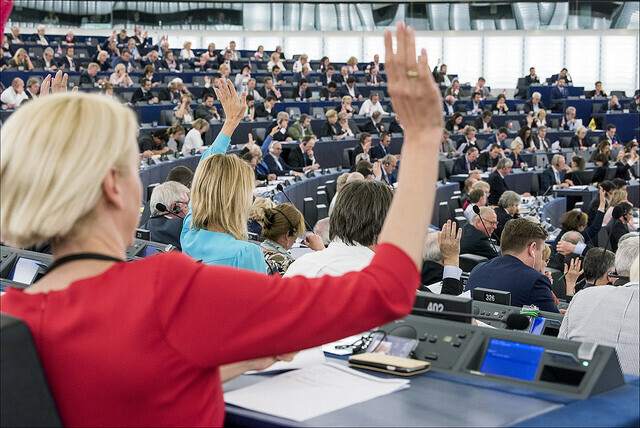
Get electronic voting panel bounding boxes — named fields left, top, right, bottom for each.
left=125, top=239, right=176, bottom=260
left=0, top=247, right=52, bottom=290
left=378, top=315, right=625, bottom=399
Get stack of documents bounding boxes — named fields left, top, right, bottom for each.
left=225, top=362, right=410, bottom=422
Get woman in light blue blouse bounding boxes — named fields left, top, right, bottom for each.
left=181, top=79, right=267, bottom=273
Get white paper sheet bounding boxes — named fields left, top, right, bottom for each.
left=224, top=362, right=410, bottom=422
left=246, top=347, right=326, bottom=374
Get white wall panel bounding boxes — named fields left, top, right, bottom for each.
left=524, top=35, right=564, bottom=83
left=245, top=36, right=283, bottom=52
left=484, top=35, right=523, bottom=92
left=565, top=35, right=600, bottom=88
left=601, top=35, right=638, bottom=96
left=414, top=36, right=442, bottom=70
left=284, top=35, right=323, bottom=61
left=324, top=36, right=362, bottom=62
left=363, top=35, right=386, bottom=63
left=443, top=36, right=481, bottom=84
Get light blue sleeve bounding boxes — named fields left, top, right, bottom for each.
left=242, top=244, right=268, bottom=274
left=261, top=135, right=273, bottom=155
left=199, top=131, right=232, bottom=165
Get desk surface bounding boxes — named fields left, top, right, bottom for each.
left=223, top=358, right=640, bottom=427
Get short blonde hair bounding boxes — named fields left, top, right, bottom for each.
left=97, top=50, right=108, bottom=61
left=114, top=63, right=126, bottom=74
left=1, top=93, right=138, bottom=247
left=88, top=62, right=99, bottom=70
left=270, top=52, right=279, bottom=62
left=347, top=56, right=358, bottom=66
left=191, top=118, right=209, bottom=131
left=249, top=197, right=276, bottom=223
left=609, top=189, right=628, bottom=207
left=325, top=109, right=337, bottom=119
left=575, top=126, right=587, bottom=136
left=472, top=180, right=490, bottom=192
left=511, top=140, right=524, bottom=150
left=534, top=109, right=546, bottom=120
left=190, top=154, right=254, bottom=241
left=183, top=41, right=191, bottom=49
left=342, top=95, right=352, bottom=104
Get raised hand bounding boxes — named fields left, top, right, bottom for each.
left=439, top=220, right=462, bottom=267
left=384, top=24, right=443, bottom=138
left=564, top=258, right=583, bottom=295
left=214, top=78, right=246, bottom=124
left=39, top=71, right=70, bottom=96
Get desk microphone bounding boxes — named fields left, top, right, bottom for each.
left=276, top=184, right=313, bottom=231
left=411, top=307, right=531, bottom=330
left=472, top=205, right=499, bottom=255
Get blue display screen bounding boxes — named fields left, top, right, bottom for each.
left=141, top=245, right=162, bottom=257
left=480, top=339, right=544, bottom=382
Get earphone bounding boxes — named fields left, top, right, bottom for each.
left=267, top=207, right=297, bottom=237
left=269, top=141, right=278, bottom=154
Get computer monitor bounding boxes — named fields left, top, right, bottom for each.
left=480, top=339, right=545, bottom=381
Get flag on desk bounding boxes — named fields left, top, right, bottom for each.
left=587, top=118, right=597, bottom=131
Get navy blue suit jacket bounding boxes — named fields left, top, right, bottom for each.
left=551, top=86, right=569, bottom=99
left=466, top=255, right=559, bottom=313
left=338, top=85, right=361, bottom=99
left=264, top=154, right=301, bottom=176
left=370, top=144, right=391, bottom=161
left=540, top=166, right=565, bottom=193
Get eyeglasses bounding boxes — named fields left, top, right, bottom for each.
left=481, top=218, right=498, bottom=226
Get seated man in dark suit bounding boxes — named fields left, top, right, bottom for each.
left=147, top=181, right=189, bottom=250
left=599, top=95, right=623, bottom=113
left=524, top=67, right=540, bottom=86
left=257, top=77, right=282, bottom=101
left=456, top=126, right=480, bottom=154
left=294, top=79, right=313, bottom=101
left=319, top=81, right=340, bottom=101
left=487, top=157, right=512, bottom=205
left=465, top=92, right=485, bottom=115
left=361, top=111, right=385, bottom=134
left=287, top=136, right=320, bottom=172
left=460, top=206, right=499, bottom=260
left=486, top=127, right=510, bottom=151
left=364, top=68, right=385, bottom=86
left=332, top=66, right=350, bottom=86
left=466, top=218, right=559, bottom=313
left=523, top=92, right=546, bottom=114
left=254, top=95, right=277, bottom=120
left=79, top=63, right=104, bottom=86
left=540, top=154, right=573, bottom=194
left=266, top=112, right=294, bottom=142
left=495, top=191, right=520, bottom=242
left=338, top=77, right=362, bottom=99
left=131, top=77, right=159, bottom=104
left=473, top=110, right=497, bottom=133
left=264, top=141, right=303, bottom=176
left=551, top=78, right=569, bottom=100
left=320, top=66, right=335, bottom=86
left=421, top=222, right=464, bottom=296
left=57, top=45, right=80, bottom=71
left=370, top=132, right=393, bottom=161
left=452, top=146, right=480, bottom=175
left=477, top=143, right=504, bottom=171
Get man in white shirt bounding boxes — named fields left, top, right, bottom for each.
left=1, top=78, right=29, bottom=109
left=31, top=25, right=49, bottom=45
left=285, top=180, right=393, bottom=278
left=228, top=41, right=240, bottom=62
left=360, top=93, right=387, bottom=117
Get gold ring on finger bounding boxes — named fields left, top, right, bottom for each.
left=407, top=71, right=419, bottom=78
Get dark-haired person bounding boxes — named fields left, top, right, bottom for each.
left=587, top=181, right=615, bottom=225
left=491, top=93, right=509, bottom=114
left=362, top=111, right=385, bottom=134
left=257, top=77, right=282, bottom=101
left=353, top=132, right=372, bottom=162
left=320, top=65, right=335, bottom=86
left=371, top=132, right=393, bottom=161
left=285, top=180, right=394, bottom=277
left=615, top=154, right=639, bottom=181
left=473, top=110, right=497, bottom=133
left=195, top=93, right=221, bottom=122
left=295, top=78, right=312, bottom=101
left=287, top=136, right=320, bottom=172
left=165, top=165, right=194, bottom=188
left=57, top=45, right=79, bottom=71
left=466, top=217, right=559, bottom=313
left=320, top=81, right=339, bottom=101
left=463, top=188, right=486, bottom=223
left=581, top=247, right=616, bottom=289
left=600, top=124, right=620, bottom=147
left=456, top=126, right=479, bottom=154
left=131, top=78, right=159, bottom=104
left=487, top=158, right=512, bottom=205
left=466, top=92, right=485, bottom=115
left=477, top=143, right=504, bottom=171
left=452, top=146, right=480, bottom=175
left=255, top=95, right=276, bottom=120
left=524, top=67, right=539, bottom=85
left=138, top=129, right=169, bottom=158
left=339, top=76, right=362, bottom=99
left=260, top=203, right=324, bottom=275
left=606, top=202, right=634, bottom=252
left=288, top=114, right=315, bottom=141
left=591, top=154, right=610, bottom=184
left=555, top=187, right=606, bottom=247
left=445, top=112, right=464, bottom=134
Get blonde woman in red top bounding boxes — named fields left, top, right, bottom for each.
left=1, top=24, right=443, bottom=427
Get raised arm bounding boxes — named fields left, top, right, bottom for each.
left=199, top=78, right=247, bottom=163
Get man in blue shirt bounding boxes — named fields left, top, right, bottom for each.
left=111, top=49, right=137, bottom=71
left=466, top=217, right=559, bottom=313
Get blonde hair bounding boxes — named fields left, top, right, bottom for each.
left=347, top=56, right=358, bottom=66
left=542, top=244, right=551, bottom=262
left=341, top=95, right=352, bottom=104
left=190, top=154, right=254, bottom=241
left=191, top=118, right=209, bottom=131
left=609, top=189, right=628, bottom=207
left=471, top=180, right=490, bottom=192
left=114, top=63, right=126, bottom=74
left=97, top=50, right=108, bottom=61
left=249, top=197, right=276, bottom=223
left=270, top=52, right=279, bottom=62
left=325, top=109, right=337, bottom=119
left=183, top=41, right=191, bottom=49
left=575, top=126, right=587, bottom=136
left=88, top=62, right=99, bottom=70
left=1, top=93, right=138, bottom=248
left=11, top=48, right=28, bottom=65
left=510, top=140, right=524, bottom=150
left=534, top=109, right=546, bottom=121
